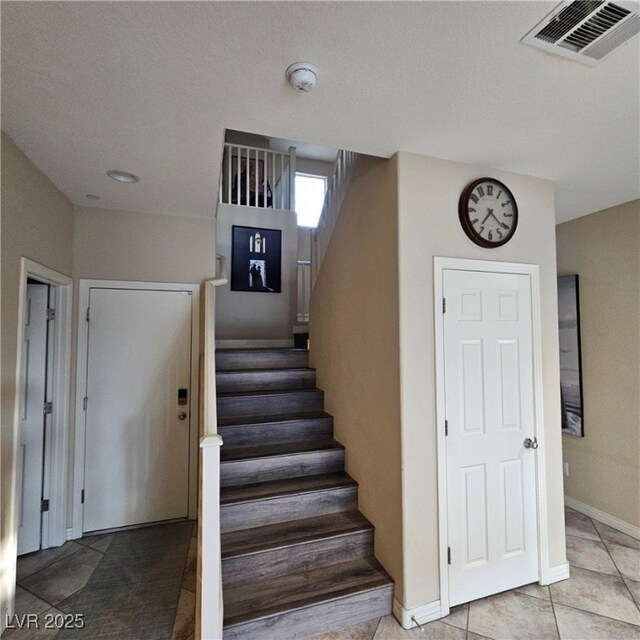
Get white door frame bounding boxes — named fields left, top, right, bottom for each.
left=434, top=257, right=550, bottom=616
left=12, top=258, right=73, bottom=552
left=72, top=279, right=200, bottom=538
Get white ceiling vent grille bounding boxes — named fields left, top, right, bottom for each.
left=521, top=0, right=640, bottom=66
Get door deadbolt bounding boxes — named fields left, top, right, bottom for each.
left=178, top=412, right=187, bottom=421
left=523, top=437, right=539, bottom=449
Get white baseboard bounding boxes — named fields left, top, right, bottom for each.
left=215, top=339, right=294, bottom=349
left=66, top=527, right=76, bottom=541
left=542, top=562, right=571, bottom=585
left=565, top=496, right=640, bottom=540
left=392, top=597, right=442, bottom=629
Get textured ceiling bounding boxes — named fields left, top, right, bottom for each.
left=2, top=1, right=638, bottom=221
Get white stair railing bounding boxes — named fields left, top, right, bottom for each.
left=297, top=260, right=311, bottom=323
left=218, top=143, right=296, bottom=211
left=311, top=150, right=358, bottom=284
left=197, top=255, right=228, bottom=640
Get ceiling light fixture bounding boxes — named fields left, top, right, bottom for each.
left=86, top=194, right=101, bottom=200
left=107, top=169, right=140, bottom=183
left=286, top=62, right=319, bottom=92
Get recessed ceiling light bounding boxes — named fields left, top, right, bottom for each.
left=86, top=194, right=101, bottom=200
left=107, top=169, right=140, bottom=183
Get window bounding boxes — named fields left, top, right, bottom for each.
left=295, top=173, right=327, bottom=228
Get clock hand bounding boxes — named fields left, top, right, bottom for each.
left=482, top=209, right=493, bottom=224
left=489, top=212, right=508, bottom=228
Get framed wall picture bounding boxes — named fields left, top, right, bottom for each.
left=231, top=225, right=282, bottom=293
left=558, top=274, right=584, bottom=437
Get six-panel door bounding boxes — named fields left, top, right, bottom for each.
left=444, top=269, right=539, bottom=606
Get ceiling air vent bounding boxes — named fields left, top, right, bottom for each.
left=521, top=0, right=640, bottom=66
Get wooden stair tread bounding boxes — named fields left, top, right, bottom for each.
left=221, top=440, right=342, bottom=462
left=220, top=472, right=355, bottom=505
left=216, top=366, right=315, bottom=374
left=221, top=511, right=372, bottom=558
left=217, top=411, right=331, bottom=427
left=223, top=557, right=392, bottom=627
left=216, top=348, right=308, bottom=354
left=217, top=388, right=321, bottom=399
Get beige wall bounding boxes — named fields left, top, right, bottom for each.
left=556, top=200, right=640, bottom=528
left=1, top=131, right=74, bottom=622
left=215, top=203, right=298, bottom=342
left=311, top=150, right=566, bottom=612
left=309, top=155, right=404, bottom=599
left=73, top=206, right=216, bottom=284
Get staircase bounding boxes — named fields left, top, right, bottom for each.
left=216, top=348, right=394, bottom=639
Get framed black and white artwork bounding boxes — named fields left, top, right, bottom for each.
left=231, top=225, right=282, bottom=293
left=558, top=275, right=584, bottom=437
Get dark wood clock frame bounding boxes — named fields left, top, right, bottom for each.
left=458, top=177, right=518, bottom=248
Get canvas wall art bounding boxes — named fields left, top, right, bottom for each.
left=231, top=225, right=282, bottom=293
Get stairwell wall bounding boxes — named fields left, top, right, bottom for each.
left=309, top=155, right=404, bottom=600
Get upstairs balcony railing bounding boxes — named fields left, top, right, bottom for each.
left=218, top=143, right=296, bottom=212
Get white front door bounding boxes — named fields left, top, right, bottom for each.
left=83, top=287, right=193, bottom=532
left=444, top=269, right=539, bottom=606
left=18, top=283, right=48, bottom=555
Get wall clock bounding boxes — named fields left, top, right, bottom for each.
left=459, top=178, right=518, bottom=248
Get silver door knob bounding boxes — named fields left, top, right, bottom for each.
left=178, top=412, right=187, bottom=421
left=524, top=437, right=538, bottom=449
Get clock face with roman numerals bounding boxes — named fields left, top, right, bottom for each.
left=458, top=178, right=518, bottom=248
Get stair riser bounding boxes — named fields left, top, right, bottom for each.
left=223, top=584, right=393, bottom=640
left=221, top=450, right=344, bottom=487
left=221, top=487, right=358, bottom=533
left=222, top=530, right=373, bottom=588
left=216, top=369, right=316, bottom=393
left=216, top=350, right=309, bottom=371
left=217, top=390, right=324, bottom=418
left=217, top=418, right=333, bottom=447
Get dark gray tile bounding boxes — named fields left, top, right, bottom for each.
left=57, top=579, right=181, bottom=639
left=77, top=534, right=113, bottom=554
left=3, top=607, right=63, bottom=639
left=182, top=536, right=196, bottom=594
left=20, top=547, right=102, bottom=606
left=17, top=543, right=84, bottom=582
left=13, top=586, right=50, bottom=617
left=171, top=589, right=196, bottom=640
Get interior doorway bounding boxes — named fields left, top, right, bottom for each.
left=73, top=280, right=200, bottom=537
left=13, top=259, right=73, bottom=557
left=434, top=257, right=550, bottom=615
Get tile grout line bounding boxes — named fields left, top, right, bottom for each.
left=592, top=514, right=640, bottom=614
left=547, top=580, right=563, bottom=640
left=16, top=543, right=86, bottom=582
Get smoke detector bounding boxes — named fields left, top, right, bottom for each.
left=286, top=62, right=319, bottom=92
left=521, top=0, right=640, bottom=66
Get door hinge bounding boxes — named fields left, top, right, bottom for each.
left=44, top=401, right=53, bottom=415
left=445, top=419, right=448, bottom=436
left=447, top=546, right=451, bottom=565
left=46, top=308, right=56, bottom=321
left=442, top=298, right=447, bottom=313
left=83, top=397, right=88, bottom=411
left=41, top=499, right=50, bottom=512
left=86, top=307, right=90, bottom=322
left=81, top=490, right=85, bottom=504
